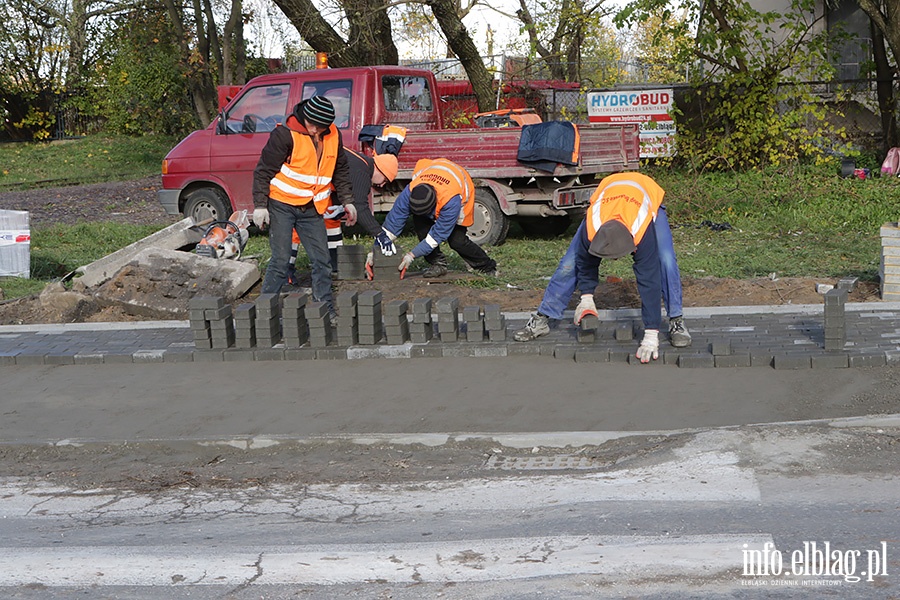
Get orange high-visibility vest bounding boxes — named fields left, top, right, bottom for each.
left=409, top=158, right=475, bottom=227
left=268, top=125, right=339, bottom=214
left=585, top=172, right=664, bottom=245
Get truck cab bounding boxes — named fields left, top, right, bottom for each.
left=159, top=66, right=442, bottom=223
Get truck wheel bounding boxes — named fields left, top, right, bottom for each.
left=518, top=215, right=573, bottom=238
left=183, top=187, right=230, bottom=224
left=467, top=189, right=509, bottom=246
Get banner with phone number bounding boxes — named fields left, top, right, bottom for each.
left=586, top=89, right=675, bottom=158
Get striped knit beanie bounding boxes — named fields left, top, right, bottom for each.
left=302, top=96, right=335, bottom=127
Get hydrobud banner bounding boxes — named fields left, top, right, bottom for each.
left=586, top=89, right=675, bottom=158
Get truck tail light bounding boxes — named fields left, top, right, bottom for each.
left=162, top=159, right=168, bottom=175
left=555, top=190, right=575, bottom=207
left=316, top=52, right=328, bottom=69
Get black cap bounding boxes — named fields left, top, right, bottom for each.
left=409, top=184, right=437, bottom=216
left=302, top=96, right=335, bottom=127
left=588, top=220, right=636, bottom=259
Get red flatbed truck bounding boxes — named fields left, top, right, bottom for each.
left=159, top=65, right=639, bottom=245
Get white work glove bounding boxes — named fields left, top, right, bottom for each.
left=322, top=204, right=345, bottom=220
left=573, top=294, right=598, bottom=325
left=374, top=229, right=397, bottom=256
left=343, top=203, right=357, bottom=226
left=398, top=252, right=415, bottom=272
left=252, top=207, right=269, bottom=229
left=636, top=329, right=659, bottom=364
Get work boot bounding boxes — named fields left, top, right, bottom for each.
left=514, top=313, right=551, bottom=342
left=668, top=316, right=692, bottom=348
left=423, top=261, right=449, bottom=278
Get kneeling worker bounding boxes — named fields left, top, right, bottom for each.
left=379, top=158, right=497, bottom=277
left=514, top=172, right=690, bottom=362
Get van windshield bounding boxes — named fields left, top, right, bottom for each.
left=222, top=84, right=290, bottom=134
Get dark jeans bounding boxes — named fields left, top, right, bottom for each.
left=412, top=215, right=496, bottom=272
left=262, top=199, right=333, bottom=309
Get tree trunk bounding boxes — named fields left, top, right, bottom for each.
left=344, top=0, right=398, bottom=65
left=272, top=0, right=363, bottom=66
left=872, top=18, right=898, bottom=150
left=162, top=0, right=217, bottom=127
left=428, top=0, right=494, bottom=111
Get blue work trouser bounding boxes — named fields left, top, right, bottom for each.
left=261, top=198, right=333, bottom=310
left=538, top=208, right=683, bottom=320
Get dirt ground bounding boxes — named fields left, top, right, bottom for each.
left=0, top=176, right=882, bottom=325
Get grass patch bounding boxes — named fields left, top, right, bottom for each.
left=0, top=134, right=178, bottom=190
left=1, top=158, right=897, bottom=301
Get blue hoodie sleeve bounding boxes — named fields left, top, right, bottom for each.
left=574, top=224, right=602, bottom=294
left=410, top=195, right=461, bottom=258
left=382, top=186, right=411, bottom=238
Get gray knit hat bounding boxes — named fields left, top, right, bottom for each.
left=409, top=184, right=437, bottom=216
left=302, top=96, right=335, bottom=127
left=588, top=220, right=636, bottom=259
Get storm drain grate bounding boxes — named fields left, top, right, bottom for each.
left=485, top=454, right=603, bottom=471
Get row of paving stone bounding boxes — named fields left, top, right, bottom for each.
left=2, top=300, right=900, bottom=369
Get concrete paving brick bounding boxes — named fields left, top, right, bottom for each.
left=15, top=354, right=45, bottom=365
left=223, top=350, right=257, bottom=362
left=439, top=332, right=458, bottom=343
left=811, top=354, right=849, bottom=368
left=44, top=354, right=75, bottom=365
left=849, top=354, right=887, bottom=368
left=163, top=351, right=194, bottom=363
left=358, top=290, right=383, bottom=306
left=488, top=329, right=507, bottom=342
left=133, top=351, right=165, bottom=363
left=101, top=353, right=135, bottom=364
left=254, top=348, right=285, bottom=361
left=709, top=340, right=731, bottom=355
left=750, top=352, right=774, bottom=368
left=190, top=296, right=225, bottom=310
left=283, top=348, right=316, bottom=361
left=714, top=354, right=751, bottom=368
left=73, top=353, right=105, bottom=365
left=506, top=342, right=542, bottom=355
left=410, top=343, right=443, bottom=358
left=773, top=355, right=811, bottom=370
left=576, top=330, right=595, bottom=343
left=192, top=350, right=225, bottom=362
left=677, top=354, right=715, bottom=368
left=575, top=348, right=608, bottom=363
left=615, top=324, right=633, bottom=341
left=316, top=348, right=347, bottom=360
left=608, top=350, right=631, bottom=363
left=553, top=345, right=577, bottom=360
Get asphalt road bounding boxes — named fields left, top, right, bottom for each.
left=1, top=357, right=899, bottom=598
left=1, top=358, right=898, bottom=442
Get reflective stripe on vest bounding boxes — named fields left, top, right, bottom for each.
left=410, top=158, right=475, bottom=227
left=269, top=126, right=339, bottom=214
left=585, top=173, right=664, bottom=246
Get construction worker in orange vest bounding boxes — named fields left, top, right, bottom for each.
left=378, top=158, right=497, bottom=277
left=514, top=172, right=691, bottom=362
left=251, top=96, right=356, bottom=315
left=285, top=149, right=400, bottom=285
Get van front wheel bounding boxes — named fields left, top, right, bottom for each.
left=183, top=188, right=230, bottom=224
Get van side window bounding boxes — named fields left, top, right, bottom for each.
left=382, top=76, right=433, bottom=112
left=222, top=84, right=290, bottom=134
left=302, top=81, right=353, bottom=129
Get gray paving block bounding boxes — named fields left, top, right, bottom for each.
left=192, top=350, right=225, bottom=362
left=575, top=348, right=608, bottom=363
left=773, top=355, right=811, bottom=370
left=133, top=351, right=165, bottom=363
left=627, top=353, right=661, bottom=365
left=580, top=315, right=599, bottom=331
left=507, top=342, right=541, bottom=355
left=553, top=345, right=577, bottom=360
left=714, top=354, right=751, bottom=368
left=14, top=354, right=45, bottom=365
left=163, top=350, right=194, bottom=363
left=824, top=339, right=846, bottom=352
left=189, top=296, right=225, bottom=310
left=317, top=348, right=347, bottom=360
left=358, top=290, right=382, bottom=306
left=284, top=348, right=317, bottom=360
left=750, top=352, right=774, bottom=368
left=483, top=304, right=501, bottom=320
left=101, top=353, right=135, bottom=364
left=255, top=293, right=279, bottom=310
left=411, top=343, right=443, bottom=358
left=436, top=296, right=460, bottom=312
left=204, top=305, right=233, bottom=321
left=254, top=348, right=285, bottom=361
left=234, top=303, right=256, bottom=320
left=223, top=349, right=257, bottom=362
left=488, top=328, right=507, bottom=342
left=73, top=353, right=105, bottom=365
left=576, top=330, right=595, bottom=343
left=385, top=300, right=409, bottom=317
left=283, top=293, right=308, bottom=309
left=615, top=324, right=633, bottom=341
left=440, top=332, right=458, bottom=343
left=677, top=354, right=715, bottom=368
left=849, top=354, right=886, bottom=368
left=811, top=354, right=849, bottom=369
left=608, top=350, right=631, bottom=363
left=463, top=306, right=481, bottom=322
left=824, top=288, right=848, bottom=305
left=709, top=340, right=731, bottom=356
left=336, top=291, right=358, bottom=308
left=44, top=354, right=75, bottom=365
